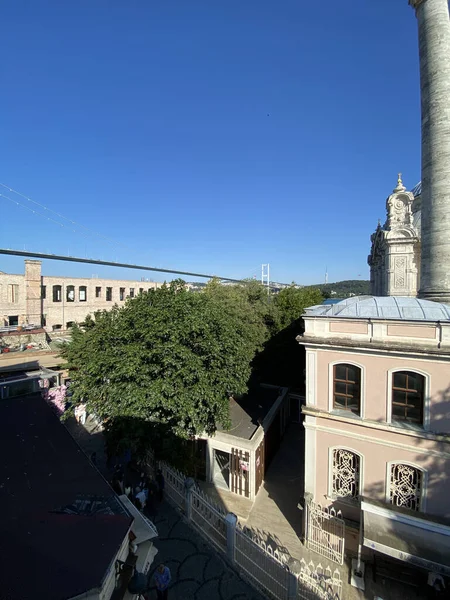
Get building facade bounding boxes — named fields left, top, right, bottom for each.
left=297, top=296, right=450, bottom=574
left=0, top=260, right=164, bottom=331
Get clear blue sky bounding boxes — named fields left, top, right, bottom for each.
left=1, top=0, right=421, bottom=285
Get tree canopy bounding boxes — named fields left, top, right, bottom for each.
left=272, top=286, right=323, bottom=331
left=303, top=279, right=370, bottom=299
left=61, top=280, right=267, bottom=440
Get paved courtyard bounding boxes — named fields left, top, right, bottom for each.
left=147, top=502, right=265, bottom=600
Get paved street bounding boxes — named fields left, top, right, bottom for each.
left=64, top=416, right=265, bottom=600
left=147, top=502, right=265, bottom=600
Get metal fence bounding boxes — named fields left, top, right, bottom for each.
left=159, top=461, right=343, bottom=600
left=235, top=524, right=291, bottom=599
left=190, top=487, right=228, bottom=553
left=297, top=559, right=342, bottom=600
left=240, top=525, right=290, bottom=566
left=306, top=501, right=345, bottom=565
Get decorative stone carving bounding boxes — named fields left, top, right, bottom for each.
left=385, top=183, right=414, bottom=231
left=368, top=176, right=421, bottom=297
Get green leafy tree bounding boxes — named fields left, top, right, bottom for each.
left=273, top=286, right=323, bottom=331
left=204, top=278, right=275, bottom=339
left=61, top=280, right=266, bottom=441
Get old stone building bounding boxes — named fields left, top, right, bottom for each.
left=0, top=259, right=164, bottom=331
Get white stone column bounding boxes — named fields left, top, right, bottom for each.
left=410, top=0, right=450, bottom=302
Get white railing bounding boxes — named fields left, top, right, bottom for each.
left=159, top=462, right=343, bottom=600
left=241, top=525, right=290, bottom=565
left=191, top=487, right=227, bottom=553
left=159, top=461, right=185, bottom=512
left=235, top=524, right=290, bottom=600
left=297, top=559, right=342, bottom=600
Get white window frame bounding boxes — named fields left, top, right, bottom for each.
left=328, top=446, right=364, bottom=502
left=386, top=367, right=430, bottom=430
left=386, top=460, right=427, bottom=513
left=328, top=360, right=365, bottom=419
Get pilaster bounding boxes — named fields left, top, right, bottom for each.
left=24, top=260, right=42, bottom=326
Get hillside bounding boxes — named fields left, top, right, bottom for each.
left=303, top=279, right=370, bottom=299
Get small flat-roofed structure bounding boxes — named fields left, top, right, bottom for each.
left=199, top=384, right=289, bottom=501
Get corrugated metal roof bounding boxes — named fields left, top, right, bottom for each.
left=304, top=296, right=450, bottom=321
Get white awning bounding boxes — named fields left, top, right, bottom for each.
left=119, top=495, right=158, bottom=544
left=362, top=499, right=450, bottom=576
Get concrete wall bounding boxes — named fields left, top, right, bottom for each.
left=0, top=329, right=48, bottom=349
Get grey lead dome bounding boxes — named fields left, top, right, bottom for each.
left=304, top=295, right=450, bottom=321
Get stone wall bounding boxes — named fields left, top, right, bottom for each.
left=0, top=329, right=48, bottom=350
left=0, top=260, right=166, bottom=331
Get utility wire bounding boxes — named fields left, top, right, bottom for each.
left=0, top=192, right=96, bottom=240
left=0, top=182, right=133, bottom=251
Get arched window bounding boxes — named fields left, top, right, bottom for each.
left=79, top=286, right=87, bottom=302
left=332, top=449, right=360, bottom=500
left=333, top=364, right=361, bottom=414
left=389, top=463, right=423, bottom=511
left=392, top=371, right=424, bottom=425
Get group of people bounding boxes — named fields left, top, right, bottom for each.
left=111, top=467, right=171, bottom=598
left=111, top=467, right=165, bottom=521
left=133, top=470, right=165, bottom=519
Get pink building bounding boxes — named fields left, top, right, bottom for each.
left=297, top=296, right=450, bottom=580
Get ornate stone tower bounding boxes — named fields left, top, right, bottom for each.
left=409, top=0, right=450, bottom=302
left=368, top=175, right=420, bottom=296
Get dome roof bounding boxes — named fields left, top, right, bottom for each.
left=304, top=296, right=450, bottom=321
left=411, top=181, right=422, bottom=197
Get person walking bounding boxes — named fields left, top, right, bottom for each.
left=135, top=487, right=147, bottom=512
left=154, top=563, right=171, bottom=600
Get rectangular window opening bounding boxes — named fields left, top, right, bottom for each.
left=8, top=284, right=19, bottom=303
left=52, top=285, right=62, bottom=303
